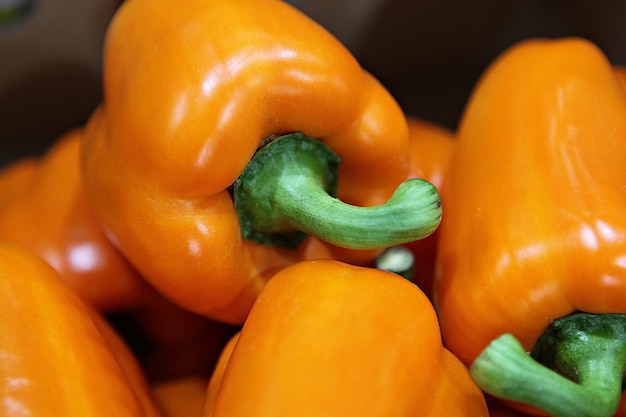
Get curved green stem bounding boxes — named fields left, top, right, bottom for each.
left=234, top=133, right=442, bottom=249
left=374, top=246, right=415, bottom=281
left=470, top=313, right=626, bottom=417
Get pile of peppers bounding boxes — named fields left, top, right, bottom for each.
left=1, top=0, right=626, bottom=416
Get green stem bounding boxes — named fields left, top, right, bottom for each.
left=374, top=246, right=415, bottom=281
left=470, top=313, right=626, bottom=417
left=233, top=133, right=442, bottom=250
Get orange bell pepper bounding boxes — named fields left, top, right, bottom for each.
left=81, top=0, right=441, bottom=324
left=0, top=128, right=153, bottom=312
left=402, top=116, right=455, bottom=296
left=433, top=37, right=626, bottom=417
left=204, top=260, right=488, bottom=417
left=0, top=241, right=162, bottom=416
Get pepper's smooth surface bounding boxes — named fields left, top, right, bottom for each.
left=204, top=260, right=488, bottom=417
left=432, top=37, right=626, bottom=411
left=0, top=242, right=162, bottom=417
left=81, top=0, right=411, bottom=324
left=0, top=128, right=153, bottom=312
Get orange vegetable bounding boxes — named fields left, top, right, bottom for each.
left=205, top=260, right=487, bottom=416
left=0, top=241, right=162, bottom=416
left=433, top=37, right=626, bottom=416
left=81, top=0, right=441, bottom=324
left=0, top=128, right=152, bottom=312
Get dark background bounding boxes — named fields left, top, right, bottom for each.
left=2, top=0, right=626, bottom=167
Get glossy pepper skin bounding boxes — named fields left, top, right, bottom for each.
left=0, top=241, right=162, bottom=417
left=81, top=0, right=417, bottom=324
left=204, top=260, right=488, bottom=417
left=0, top=128, right=153, bottom=312
left=432, top=38, right=626, bottom=413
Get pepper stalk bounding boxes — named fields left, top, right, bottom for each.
left=469, top=312, right=626, bottom=417
left=234, top=133, right=442, bottom=250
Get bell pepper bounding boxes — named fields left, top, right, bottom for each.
left=0, top=241, right=162, bottom=416
left=0, top=127, right=153, bottom=312
left=81, top=0, right=442, bottom=324
left=402, top=116, right=456, bottom=296
left=204, top=259, right=488, bottom=417
left=432, top=37, right=626, bottom=416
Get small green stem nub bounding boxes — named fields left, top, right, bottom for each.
left=470, top=313, right=626, bottom=417
left=375, top=246, right=415, bottom=281
left=233, top=133, right=442, bottom=250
